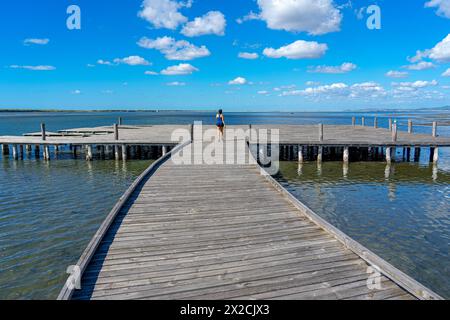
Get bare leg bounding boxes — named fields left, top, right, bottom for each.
left=219, top=127, right=224, bottom=141
left=217, top=126, right=221, bottom=141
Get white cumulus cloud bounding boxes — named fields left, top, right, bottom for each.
left=442, top=68, right=450, bottom=76
left=160, top=63, right=199, bottom=75
left=137, top=36, right=210, bottom=60
left=308, top=62, right=356, bottom=74
left=181, top=11, right=226, bottom=37
left=263, top=40, right=328, bottom=59
left=24, top=38, right=49, bottom=45
left=392, top=80, right=438, bottom=89
left=113, top=56, right=151, bottom=66
left=9, top=65, right=55, bottom=71
left=409, top=34, right=450, bottom=63
left=386, top=70, right=409, bottom=78
left=229, top=77, right=247, bottom=85
left=166, top=81, right=186, bottom=86
left=138, top=0, right=191, bottom=29
left=256, top=0, right=342, bottom=35
left=404, top=61, right=435, bottom=70
left=425, top=0, right=450, bottom=19
left=238, top=52, right=259, bottom=59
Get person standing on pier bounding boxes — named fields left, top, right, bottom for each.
left=216, top=109, right=225, bottom=141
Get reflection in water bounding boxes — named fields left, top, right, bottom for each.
left=274, top=161, right=450, bottom=298
left=0, top=158, right=151, bottom=299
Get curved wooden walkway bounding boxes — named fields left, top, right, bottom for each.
left=60, top=141, right=441, bottom=300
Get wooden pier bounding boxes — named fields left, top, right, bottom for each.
left=0, top=120, right=449, bottom=163
left=57, top=135, right=443, bottom=300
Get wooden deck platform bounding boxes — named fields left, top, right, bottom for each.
left=0, top=124, right=449, bottom=146
left=59, top=139, right=442, bottom=300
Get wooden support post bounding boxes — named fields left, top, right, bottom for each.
left=389, top=118, right=392, bottom=131
left=99, top=145, right=105, bottom=159
left=41, top=123, right=46, bottom=141
left=392, top=122, right=398, bottom=142
left=414, top=147, right=421, bottom=162
left=19, top=145, right=24, bottom=159
left=317, top=146, right=323, bottom=163
left=432, top=121, right=437, bottom=137
left=44, top=145, right=50, bottom=160
left=86, top=145, right=93, bottom=161
left=374, top=117, right=378, bottom=128
left=318, top=124, right=323, bottom=142
left=162, top=145, right=167, bottom=156
left=386, top=147, right=392, bottom=163
left=408, top=120, right=413, bottom=134
left=361, top=117, right=365, bottom=127
left=352, top=117, right=356, bottom=126
left=433, top=147, right=439, bottom=163
left=343, top=146, right=349, bottom=163
left=118, top=117, right=122, bottom=126
left=406, top=147, right=411, bottom=162
left=122, top=145, right=127, bottom=161
left=35, top=145, right=40, bottom=158
left=12, top=145, right=18, bottom=160
left=115, top=145, right=120, bottom=160
left=114, top=124, right=119, bottom=141
left=1, top=144, right=9, bottom=155
left=298, top=145, right=303, bottom=163
left=26, top=145, right=32, bottom=153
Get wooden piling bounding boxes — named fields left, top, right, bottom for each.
left=343, top=146, right=349, bottom=163
left=317, top=146, right=323, bottom=163
left=41, top=123, right=46, bottom=141
left=352, top=117, right=356, bottom=126
left=35, top=145, right=40, bottom=158
left=318, top=124, right=323, bottom=142
left=121, top=145, right=127, bottom=161
left=12, top=145, right=18, bottom=160
left=414, top=147, right=421, bottom=162
left=162, top=145, right=167, bottom=156
left=86, top=145, right=93, bottom=161
left=298, top=145, right=303, bottom=163
left=432, top=121, right=437, bottom=137
left=115, top=145, right=120, bottom=160
left=1, top=144, right=9, bottom=155
left=118, top=117, right=122, bottom=126
left=433, top=147, right=439, bottom=163
left=374, top=117, right=378, bottom=128
left=44, top=145, right=50, bottom=160
left=114, top=124, right=119, bottom=141
left=408, top=120, right=413, bottom=134
left=361, top=117, right=365, bottom=127
left=386, top=147, right=392, bottom=163
left=392, top=122, right=398, bottom=142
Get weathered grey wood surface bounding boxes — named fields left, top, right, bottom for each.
left=65, top=140, right=441, bottom=300
left=1, top=124, right=449, bottom=146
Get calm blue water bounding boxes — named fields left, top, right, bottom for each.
left=0, top=111, right=449, bottom=299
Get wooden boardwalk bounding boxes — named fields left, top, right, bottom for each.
left=59, top=140, right=442, bottom=300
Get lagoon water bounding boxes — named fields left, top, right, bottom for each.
left=0, top=111, right=449, bottom=299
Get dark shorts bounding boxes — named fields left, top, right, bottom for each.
left=217, top=124, right=224, bottom=128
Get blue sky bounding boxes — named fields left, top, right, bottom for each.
left=1, top=0, right=450, bottom=111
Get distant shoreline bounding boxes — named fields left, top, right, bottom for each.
left=0, top=106, right=449, bottom=113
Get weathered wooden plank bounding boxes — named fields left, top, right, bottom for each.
left=63, top=139, right=440, bottom=301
